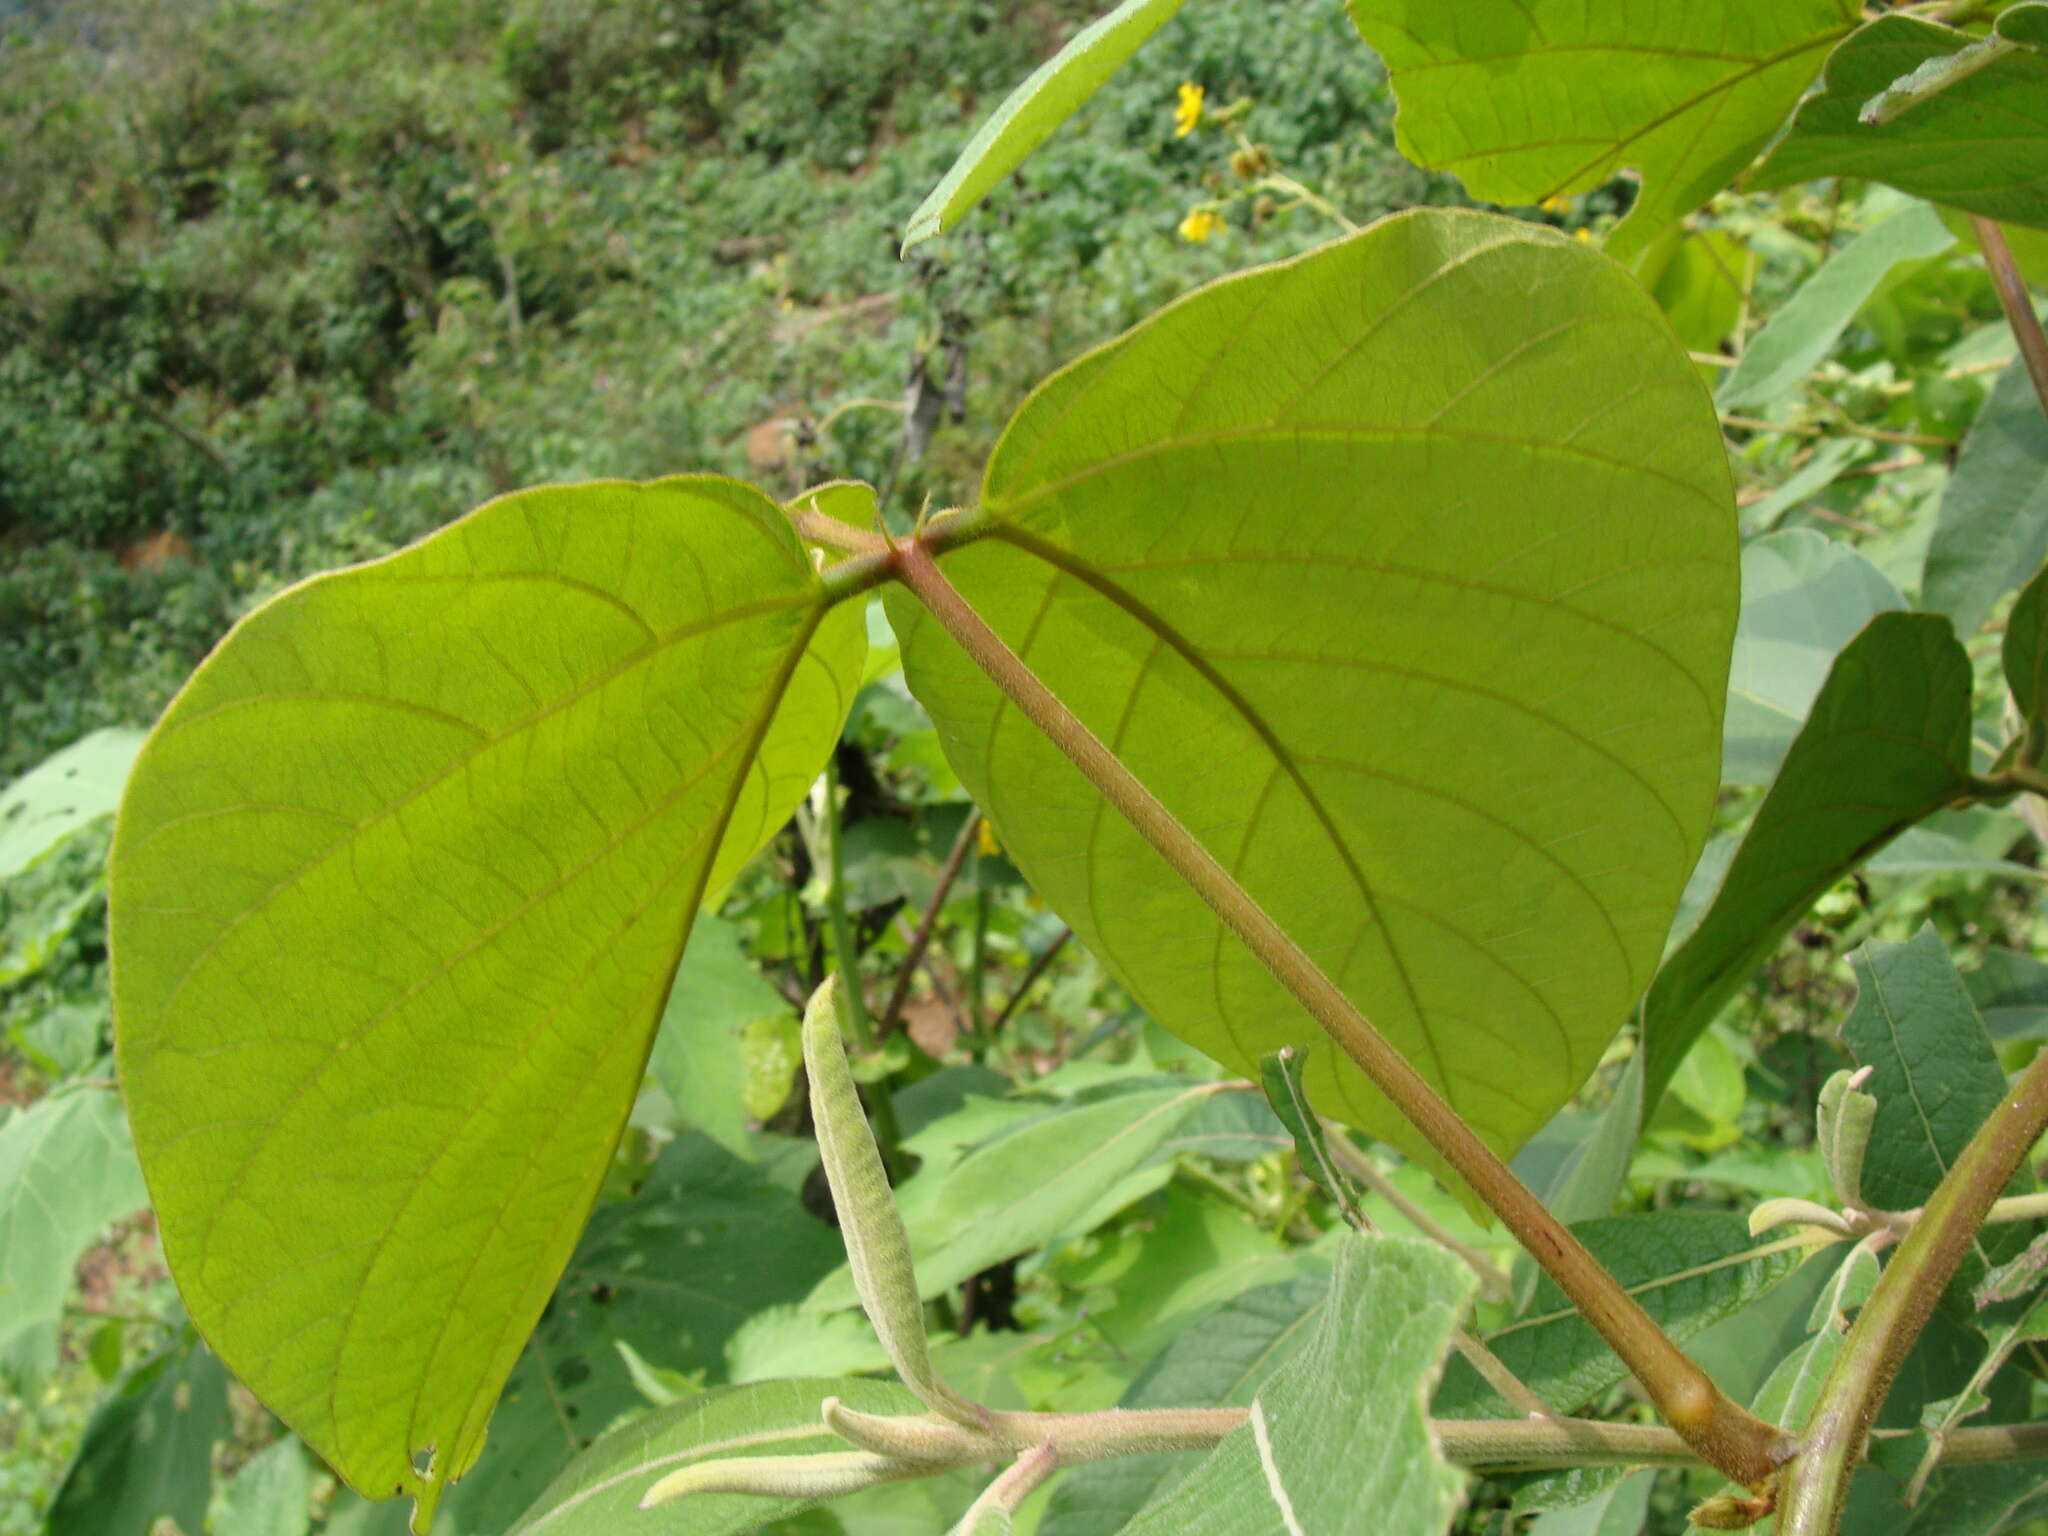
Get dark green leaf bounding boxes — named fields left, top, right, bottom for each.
left=1924, top=359, right=2048, bottom=636
left=44, top=1327, right=230, bottom=1536
left=1438, top=1212, right=1808, bottom=1418
left=1963, top=947, right=2048, bottom=1041
left=1751, top=8, right=2048, bottom=229
left=2002, top=559, right=2048, bottom=759
left=1642, top=613, right=1973, bottom=1108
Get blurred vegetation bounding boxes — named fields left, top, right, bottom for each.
left=0, top=0, right=1443, bottom=779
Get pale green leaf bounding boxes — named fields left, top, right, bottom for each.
left=504, top=1378, right=925, bottom=1536
left=807, top=1080, right=1209, bottom=1310
left=1722, top=530, right=1905, bottom=787
left=1040, top=1275, right=1329, bottom=1536
left=1438, top=1212, right=1808, bottom=1418
left=1743, top=437, right=1872, bottom=534
left=1641, top=613, right=1973, bottom=1108
left=1511, top=1055, right=1643, bottom=1226
left=724, top=1306, right=894, bottom=1385
left=0, top=1083, right=146, bottom=1388
left=1345, top=0, right=1858, bottom=259
left=217, top=1436, right=315, bottom=1536
left=1924, top=359, right=2048, bottom=636
left=109, top=476, right=863, bottom=1521
left=901, top=0, right=1191, bottom=252
left=45, top=1327, right=230, bottom=1536
left=1718, top=202, right=1956, bottom=411
left=649, top=912, right=792, bottom=1161
left=1751, top=7, right=2048, bottom=229
left=0, top=727, right=143, bottom=882
left=892, top=209, right=1736, bottom=1188
left=1115, top=1234, right=1472, bottom=1536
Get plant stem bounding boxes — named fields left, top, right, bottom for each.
left=822, top=753, right=903, bottom=1166
left=1775, top=1047, right=2048, bottom=1536
left=1973, top=216, right=2048, bottom=421
left=877, top=810, right=980, bottom=1037
left=888, top=537, right=1792, bottom=1488
left=988, top=927, right=1072, bottom=1036
left=1320, top=1122, right=1514, bottom=1302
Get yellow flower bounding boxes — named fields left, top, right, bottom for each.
left=977, top=819, right=1002, bottom=858
left=1539, top=194, right=1570, bottom=213
left=1178, top=208, right=1224, bottom=243
left=1173, top=81, right=1204, bottom=137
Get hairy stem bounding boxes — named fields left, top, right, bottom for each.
left=1776, top=1047, right=2048, bottom=1536
left=888, top=536, right=1791, bottom=1487
left=1973, top=216, right=2048, bottom=421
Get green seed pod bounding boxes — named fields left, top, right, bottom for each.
left=639, top=1450, right=923, bottom=1508
left=1817, top=1066, right=1878, bottom=1210
left=804, top=975, right=985, bottom=1427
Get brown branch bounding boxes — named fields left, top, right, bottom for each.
left=1973, top=216, right=2048, bottom=422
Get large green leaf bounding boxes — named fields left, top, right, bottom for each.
left=45, top=1327, right=230, bottom=1536
left=109, top=477, right=864, bottom=1522
left=1751, top=8, right=2048, bottom=230
left=504, top=1378, right=925, bottom=1536
left=0, top=727, right=144, bottom=882
left=1718, top=202, right=1956, bottom=412
left=1436, top=1211, right=1807, bottom=1418
left=1641, top=612, right=1973, bottom=1109
left=1040, top=1274, right=1328, bottom=1536
left=901, top=0, right=1190, bottom=252
left=1922, top=358, right=2048, bottom=636
left=1116, top=1234, right=1472, bottom=1536
left=1345, top=0, right=1858, bottom=260
left=0, top=1083, right=146, bottom=1387
left=1722, top=530, right=1905, bottom=787
left=891, top=209, right=1736, bottom=1185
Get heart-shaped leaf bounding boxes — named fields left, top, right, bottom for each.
left=891, top=210, right=1736, bottom=1186
left=111, top=477, right=863, bottom=1524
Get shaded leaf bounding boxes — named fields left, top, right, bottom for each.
left=891, top=209, right=1735, bottom=1194
left=110, top=477, right=863, bottom=1516
left=902, top=0, right=1191, bottom=252
left=1751, top=8, right=2048, bottom=229
left=504, top=1378, right=925, bottom=1536
left=1345, top=0, right=1858, bottom=259
left=649, top=913, right=791, bottom=1160
left=807, top=1080, right=1209, bottom=1310
left=1039, top=1274, right=1327, bottom=1536
left=1722, top=530, right=1905, bottom=787
left=1527, top=1468, right=1654, bottom=1536
left=217, top=1436, right=315, bottom=1536
left=1923, top=358, right=2048, bottom=636
left=1642, top=612, right=1973, bottom=1109
left=1511, top=1055, right=1643, bottom=1226
left=1962, top=947, right=2048, bottom=1041
left=1718, top=202, right=1955, bottom=411
left=1438, top=1212, right=1808, bottom=1418
left=0, top=1083, right=146, bottom=1388
left=1116, top=1234, right=1471, bottom=1536
left=44, top=1327, right=230, bottom=1536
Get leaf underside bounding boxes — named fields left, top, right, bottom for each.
left=1346, top=0, right=1858, bottom=260
left=893, top=208, right=1736, bottom=1190
left=110, top=477, right=863, bottom=1520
